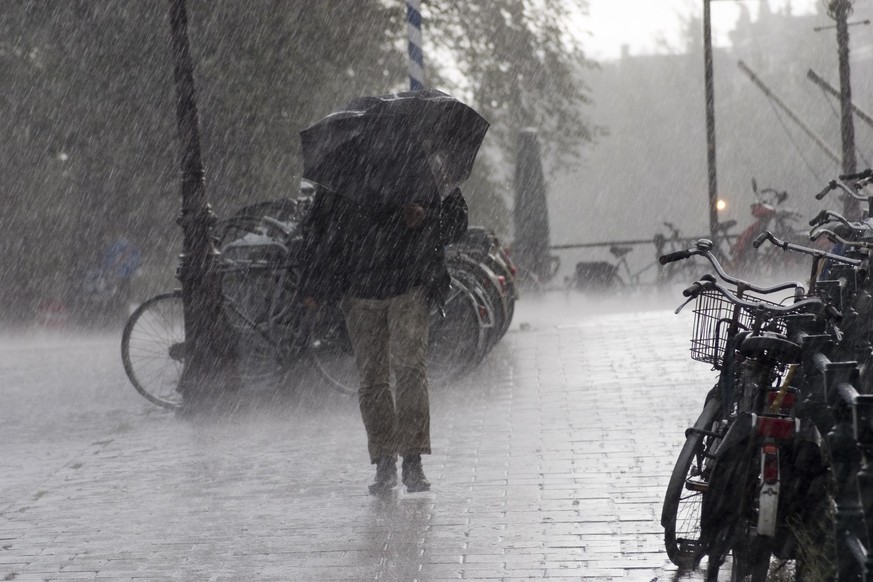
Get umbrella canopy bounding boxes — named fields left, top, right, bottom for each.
left=300, top=89, right=489, bottom=207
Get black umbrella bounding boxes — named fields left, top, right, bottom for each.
left=300, top=89, right=489, bottom=207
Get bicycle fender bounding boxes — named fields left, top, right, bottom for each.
left=712, top=412, right=754, bottom=459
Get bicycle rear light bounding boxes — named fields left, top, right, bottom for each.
left=756, top=416, right=795, bottom=440
left=761, top=444, right=780, bottom=484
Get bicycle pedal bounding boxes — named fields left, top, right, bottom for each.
left=685, top=479, right=709, bottom=493
left=675, top=539, right=704, bottom=570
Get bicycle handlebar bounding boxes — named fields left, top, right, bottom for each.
left=755, top=230, right=864, bottom=266
left=809, top=226, right=873, bottom=251
left=685, top=278, right=824, bottom=317
left=682, top=274, right=716, bottom=297
left=839, top=169, right=873, bottom=182
left=815, top=181, right=836, bottom=200
left=752, top=231, right=769, bottom=249
left=808, top=209, right=852, bottom=228
left=659, top=249, right=692, bottom=265
left=816, top=178, right=872, bottom=202
left=659, top=238, right=805, bottom=295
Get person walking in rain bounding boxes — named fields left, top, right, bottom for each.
left=298, top=89, right=487, bottom=494
left=299, top=171, right=468, bottom=494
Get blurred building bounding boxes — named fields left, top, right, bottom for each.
left=548, top=3, right=873, bottom=276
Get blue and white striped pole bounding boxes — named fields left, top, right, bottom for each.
left=406, top=0, right=424, bottom=90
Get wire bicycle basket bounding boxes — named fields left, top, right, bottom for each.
left=690, top=290, right=784, bottom=368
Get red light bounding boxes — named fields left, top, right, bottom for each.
left=756, top=416, right=794, bottom=440
left=762, top=446, right=780, bottom=484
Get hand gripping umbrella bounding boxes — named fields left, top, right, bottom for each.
left=300, top=89, right=489, bottom=208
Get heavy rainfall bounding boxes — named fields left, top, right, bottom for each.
left=2, top=1, right=873, bottom=581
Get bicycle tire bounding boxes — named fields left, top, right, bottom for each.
left=705, top=477, right=773, bottom=582
left=482, top=254, right=517, bottom=335
left=121, top=291, right=185, bottom=410
left=223, top=262, right=297, bottom=380
left=306, top=304, right=358, bottom=395
left=729, top=536, right=772, bottom=582
left=662, top=395, right=723, bottom=569
left=429, top=276, right=488, bottom=383
left=454, top=258, right=508, bottom=349
left=721, top=439, right=774, bottom=582
left=309, top=275, right=490, bottom=392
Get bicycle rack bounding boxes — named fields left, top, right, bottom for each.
left=809, top=347, right=873, bottom=581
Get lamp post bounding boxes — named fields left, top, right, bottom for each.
left=829, top=0, right=859, bottom=216
left=703, top=0, right=718, bottom=244
left=168, top=0, right=237, bottom=405
left=833, top=0, right=857, bottom=177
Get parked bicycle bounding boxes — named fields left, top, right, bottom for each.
left=660, top=238, right=840, bottom=581
left=121, top=205, right=515, bottom=409
left=727, top=179, right=805, bottom=279
left=568, top=241, right=662, bottom=292
left=568, top=224, right=715, bottom=292
left=658, top=170, right=873, bottom=580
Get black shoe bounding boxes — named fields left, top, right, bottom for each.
left=402, top=454, right=431, bottom=493
left=368, top=456, right=397, bottom=495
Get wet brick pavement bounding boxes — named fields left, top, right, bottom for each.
left=1, top=293, right=719, bottom=581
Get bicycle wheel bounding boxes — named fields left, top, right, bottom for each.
left=450, top=259, right=504, bottom=349
left=702, top=430, right=761, bottom=582
left=306, top=304, right=357, bottom=395
left=662, top=395, right=723, bottom=569
left=482, top=253, right=517, bottom=336
left=729, top=535, right=772, bottom=582
left=428, top=276, right=487, bottom=384
left=704, top=478, right=772, bottom=582
left=720, top=440, right=773, bottom=582
left=121, top=291, right=185, bottom=409
left=221, top=261, right=299, bottom=388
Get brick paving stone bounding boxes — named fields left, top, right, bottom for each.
left=0, top=295, right=723, bottom=580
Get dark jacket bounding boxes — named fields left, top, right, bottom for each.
left=298, top=187, right=468, bottom=306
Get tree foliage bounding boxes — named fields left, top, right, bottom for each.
left=425, top=0, right=595, bottom=170
left=0, top=0, right=593, bottom=323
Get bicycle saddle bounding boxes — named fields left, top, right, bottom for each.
left=609, top=245, right=633, bottom=258
left=739, top=333, right=802, bottom=364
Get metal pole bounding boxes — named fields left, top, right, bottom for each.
left=406, top=0, right=424, bottom=90
left=738, top=61, right=842, bottom=164
left=703, top=0, right=719, bottom=244
left=835, top=0, right=857, bottom=178
left=807, top=68, right=873, bottom=130
left=832, top=0, right=860, bottom=219
left=168, top=0, right=237, bottom=404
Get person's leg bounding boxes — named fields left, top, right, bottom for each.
left=388, top=287, right=431, bottom=491
left=342, top=296, right=396, bottom=476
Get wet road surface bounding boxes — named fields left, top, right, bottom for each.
left=1, top=292, right=721, bottom=581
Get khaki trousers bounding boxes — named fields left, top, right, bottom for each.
left=341, top=286, right=431, bottom=463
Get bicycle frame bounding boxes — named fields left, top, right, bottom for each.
left=661, top=241, right=832, bottom=579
